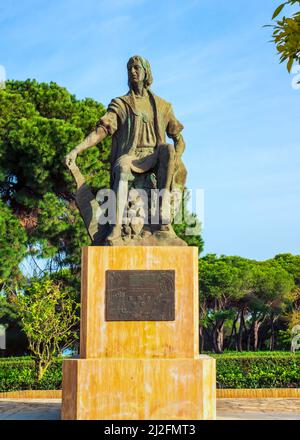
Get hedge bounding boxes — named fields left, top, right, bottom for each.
left=0, top=358, right=63, bottom=392
left=0, top=353, right=299, bottom=392
left=209, top=351, right=300, bottom=357
left=210, top=353, right=300, bottom=389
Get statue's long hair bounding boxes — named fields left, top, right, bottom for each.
left=127, top=55, right=153, bottom=90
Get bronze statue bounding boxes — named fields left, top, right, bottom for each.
left=65, top=56, right=187, bottom=246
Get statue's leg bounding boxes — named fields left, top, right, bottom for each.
left=157, top=144, right=176, bottom=226
left=157, top=144, right=176, bottom=191
left=107, top=155, right=134, bottom=241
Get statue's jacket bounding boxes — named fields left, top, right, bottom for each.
left=98, top=90, right=187, bottom=190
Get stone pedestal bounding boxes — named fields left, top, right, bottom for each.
left=61, top=247, right=216, bottom=420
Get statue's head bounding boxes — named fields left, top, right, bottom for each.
left=127, top=55, right=153, bottom=90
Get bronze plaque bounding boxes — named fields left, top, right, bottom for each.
left=105, top=270, right=175, bottom=321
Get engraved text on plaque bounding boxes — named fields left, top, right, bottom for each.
left=105, top=270, right=175, bottom=321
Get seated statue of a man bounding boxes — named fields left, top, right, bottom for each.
left=65, top=55, right=187, bottom=244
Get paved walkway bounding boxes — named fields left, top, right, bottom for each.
left=217, top=398, right=300, bottom=420
left=0, top=399, right=61, bottom=420
left=0, top=398, right=300, bottom=420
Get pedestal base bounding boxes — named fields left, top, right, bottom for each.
left=62, top=356, right=216, bottom=420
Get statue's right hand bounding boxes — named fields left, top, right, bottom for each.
left=65, top=151, right=77, bottom=168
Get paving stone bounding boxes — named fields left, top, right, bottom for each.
left=0, top=398, right=299, bottom=420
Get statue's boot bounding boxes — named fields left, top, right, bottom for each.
left=156, top=222, right=176, bottom=236
left=155, top=200, right=176, bottom=236
left=106, top=224, right=122, bottom=242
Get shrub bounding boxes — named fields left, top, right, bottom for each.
left=210, top=353, right=300, bottom=389
left=0, top=358, right=63, bottom=392
left=0, top=353, right=300, bottom=391
left=12, top=278, right=79, bottom=381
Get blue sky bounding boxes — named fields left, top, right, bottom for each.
left=1, top=0, right=299, bottom=260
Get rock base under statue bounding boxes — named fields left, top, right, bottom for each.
left=106, top=231, right=187, bottom=247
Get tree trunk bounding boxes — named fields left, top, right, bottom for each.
left=212, top=320, right=225, bottom=354
left=247, top=314, right=261, bottom=352
left=269, top=315, right=276, bottom=351
left=258, top=322, right=268, bottom=351
left=38, top=363, right=47, bottom=381
left=217, top=324, right=224, bottom=353
left=37, top=359, right=51, bottom=382
left=199, top=326, right=204, bottom=353
left=227, top=314, right=238, bottom=351
left=246, top=327, right=252, bottom=351
left=212, top=327, right=218, bottom=353
left=237, top=309, right=246, bottom=352
left=253, top=320, right=260, bottom=351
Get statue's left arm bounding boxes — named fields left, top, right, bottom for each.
left=172, top=133, right=185, bottom=158
left=166, top=105, right=185, bottom=159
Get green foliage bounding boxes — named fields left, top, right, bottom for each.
left=273, top=253, right=300, bottom=286
left=277, top=329, right=294, bottom=350
left=270, top=1, right=300, bottom=72
left=200, top=255, right=252, bottom=305
left=213, top=353, right=300, bottom=389
left=1, top=353, right=300, bottom=391
left=0, top=79, right=111, bottom=276
left=251, top=262, right=295, bottom=311
left=0, top=358, right=63, bottom=392
left=173, top=213, right=204, bottom=250
left=0, top=200, right=27, bottom=288
left=12, top=278, right=79, bottom=380
left=199, top=254, right=297, bottom=353
left=0, top=357, right=34, bottom=363
left=210, top=350, right=300, bottom=357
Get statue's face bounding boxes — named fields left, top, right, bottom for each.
left=128, top=59, right=146, bottom=85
